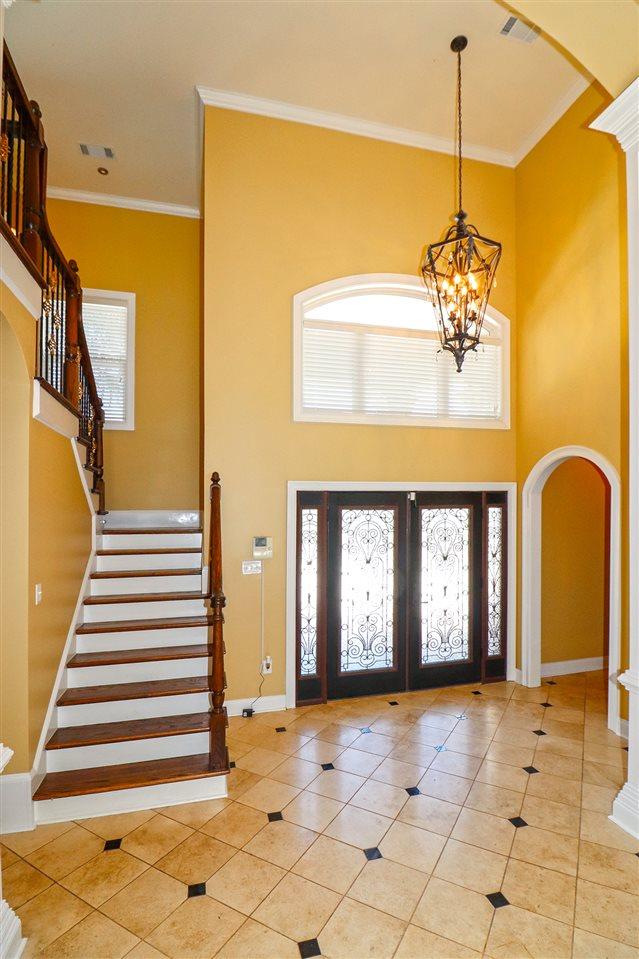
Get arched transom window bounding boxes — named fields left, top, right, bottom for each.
left=293, top=274, right=509, bottom=429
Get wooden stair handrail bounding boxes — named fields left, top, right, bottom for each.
left=205, top=472, right=228, bottom=771
left=1, top=42, right=107, bottom=513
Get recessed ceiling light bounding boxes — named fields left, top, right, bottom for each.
left=80, top=143, right=115, bottom=159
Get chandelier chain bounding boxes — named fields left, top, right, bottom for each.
left=457, top=48, right=463, bottom=215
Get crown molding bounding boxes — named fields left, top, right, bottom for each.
left=512, top=75, right=590, bottom=166
left=590, top=77, right=639, bottom=153
left=46, top=187, right=200, bottom=219
left=196, top=85, right=516, bottom=168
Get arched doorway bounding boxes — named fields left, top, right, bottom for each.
left=521, top=445, right=621, bottom=733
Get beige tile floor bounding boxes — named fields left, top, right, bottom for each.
left=2, top=671, right=637, bottom=958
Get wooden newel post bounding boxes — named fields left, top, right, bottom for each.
left=207, top=472, right=228, bottom=770
left=64, top=260, right=81, bottom=410
left=21, top=100, right=44, bottom=269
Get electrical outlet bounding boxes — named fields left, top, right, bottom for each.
left=34, top=583, right=42, bottom=605
left=261, top=656, right=273, bottom=675
left=242, top=560, right=262, bottom=575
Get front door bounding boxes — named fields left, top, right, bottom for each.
left=295, top=489, right=507, bottom=704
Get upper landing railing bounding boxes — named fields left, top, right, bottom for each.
left=1, top=42, right=106, bottom=513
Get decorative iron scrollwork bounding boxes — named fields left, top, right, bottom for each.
left=420, top=507, right=470, bottom=664
left=487, top=506, right=503, bottom=657
left=46, top=334, right=56, bottom=356
left=340, top=508, right=395, bottom=673
left=299, top=508, right=318, bottom=676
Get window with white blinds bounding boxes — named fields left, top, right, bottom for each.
left=294, top=276, right=509, bottom=429
left=82, top=290, right=135, bottom=430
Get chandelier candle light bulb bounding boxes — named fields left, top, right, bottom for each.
left=421, top=36, right=502, bottom=372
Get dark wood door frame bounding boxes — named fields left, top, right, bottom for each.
left=287, top=483, right=516, bottom=708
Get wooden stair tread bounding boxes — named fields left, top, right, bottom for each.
left=91, top=568, right=198, bottom=579
left=76, top=615, right=213, bottom=634
left=96, top=548, right=201, bottom=556
left=102, top=527, right=202, bottom=535
left=57, top=676, right=209, bottom=706
left=46, top=712, right=210, bottom=749
left=84, top=591, right=205, bottom=605
left=33, top=752, right=226, bottom=800
left=68, top=645, right=210, bottom=667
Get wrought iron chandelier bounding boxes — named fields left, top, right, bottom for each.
left=421, top=36, right=502, bottom=372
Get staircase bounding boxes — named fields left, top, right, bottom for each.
left=33, top=481, right=229, bottom=822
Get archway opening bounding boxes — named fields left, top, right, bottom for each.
left=521, top=446, right=621, bottom=733
left=541, top=457, right=609, bottom=680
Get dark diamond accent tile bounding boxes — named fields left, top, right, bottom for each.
left=275, top=726, right=287, bottom=733
left=406, top=786, right=420, bottom=796
left=541, top=702, right=553, bottom=708
left=532, top=730, right=547, bottom=736
left=509, top=817, right=528, bottom=828
left=523, top=766, right=539, bottom=774
left=229, top=761, right=236, bottom=768
left=364, top=847, right=382, bottom=861
left=624, top=746, right=629, bottom=752
left=388, top=701, right=399, bottom=706
left=360, top=727, right=372, bottom=734
left=487, top=892, right=509, bottom=909
left=268, top=811, right=283, bottom=822
left=298, top=939, right=321, bottom=959
left=545, top=680, right=557, bottom=685
left=104, top=838, right=122, bottom=851
left=321, top=762, right=335, bottom=771
left=472, top=690, right=482, bottom=695
left=188, top=883, right=206, bottom=898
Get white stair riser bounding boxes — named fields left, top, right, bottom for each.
left=76, top=626, right=209, bottom=653
left=34, top=774, right=227, bottom=825
left=101, top=532, right=202, bottom=549
left=83, top=598, right=207, bottom=622
left=46, top=732, right=209, bottom=772
left=66, top=658, right=208, bottom=687
left=57, top=692, right=211, bottom=726
left=90, top=573, right=202, bottom=596
left=96, top=552, right=202, bottom=572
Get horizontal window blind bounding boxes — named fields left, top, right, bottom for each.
left=82, top=299, right=130, bottom=424
left=302, top=321, right=502, bottom=421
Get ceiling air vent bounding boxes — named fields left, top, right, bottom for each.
left=79, top=144, right=115, bottom=159
left=499, top=16, right=540, bottom=43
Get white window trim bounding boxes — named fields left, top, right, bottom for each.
left=83, top=288, right=136, bottom=431
left=292, top=273, right=511, bottom=430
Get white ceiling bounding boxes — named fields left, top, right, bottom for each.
left=5, top=0, right=589, bottom=213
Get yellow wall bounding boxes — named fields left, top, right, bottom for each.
left=1, top=314, right=31, bottom=772
left=515, top=85, right=625, bottom=675
left=509, top=0, right=639, bottom=98
left=0, top=282, right=92, bottom=772
left=203, top=107, right=517, bottom=700
left=47, top=200, right=201, bottom=511
left=541, top=458, right=607, bottom=664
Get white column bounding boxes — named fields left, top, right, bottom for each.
left=591, top=78, right=639, bottom=839
left=0, top=746, right=26, bottom=959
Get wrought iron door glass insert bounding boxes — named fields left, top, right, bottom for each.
left=300, top=508, right=319, bottom=676
left=340, top=508, right=395, bottom=673
left=420, top=507, right=470, bottom=664
left=487, top=505, right=503, bottom=657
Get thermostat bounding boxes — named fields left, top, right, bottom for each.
left=253, top=536, right=273, bottom=559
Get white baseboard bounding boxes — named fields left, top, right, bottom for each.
left=0, top=774, right=34, bottom=834
left=610, top=780, right=639, bottom=840
left=34, top=772, right=227, bottom=826
left=540, top=656, right=606, bottom=678
left=0, top=900, right=26, bottom=959
left=226, top=694, right=287, bottom=717
left=513, top=668, right=523, bottom=685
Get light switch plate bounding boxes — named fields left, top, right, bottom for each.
left=242, top=560, right=262, bottom=575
